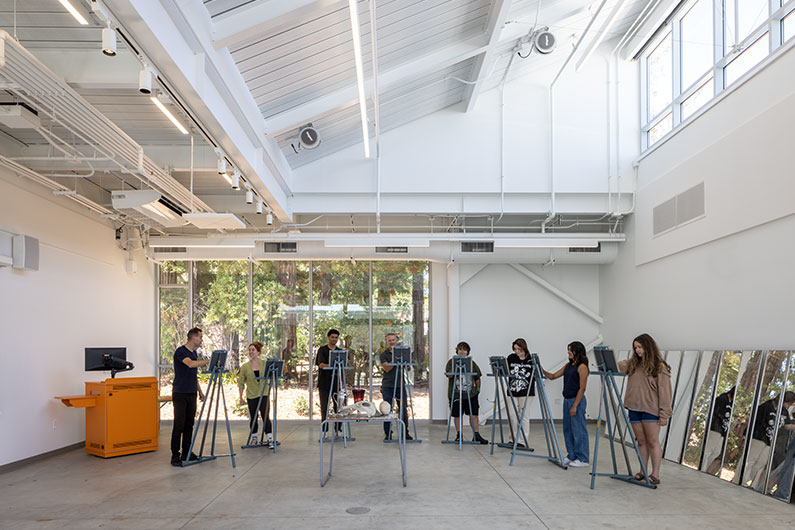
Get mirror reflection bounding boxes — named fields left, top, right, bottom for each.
left=665, top=350, right=699, bottom=463
left=660, top=350, right=682, bottom=455
left=701, top=350, right=741, bottom=475
left=721, top=351, right=763, bottom=482
left=743, top=350, right=790, bottom=492
left=765, top=352, right=795, bottom=501
left=683, top=350, right=720, bottom=469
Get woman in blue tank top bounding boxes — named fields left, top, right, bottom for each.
left=542, top=341, right=590, bottom=467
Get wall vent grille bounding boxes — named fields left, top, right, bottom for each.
left=263, top=242, right=297, bottom=253
left=461, top=242, right=494, bottom=253
left=653, top=182, right=705, bottom=236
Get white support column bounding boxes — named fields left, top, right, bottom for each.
left=430, top=262, right=451, bottom=421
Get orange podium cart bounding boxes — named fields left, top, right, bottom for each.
left=55, top=377, right=159, bottom=458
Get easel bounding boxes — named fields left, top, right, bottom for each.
left=590, top=346, right=655, bottom=489
left=507, top=354, right=567, bottom=469
left=321, top=350, right=355, bottom=446
left=442, top=355, right=479, bottom=450
left=242, top=358, right=285, bottom=453
left=385, top=346, right=422, bottom=443
left=487, top=356, right=532, bottom=455
left=183, top=350, right=236, bottom=468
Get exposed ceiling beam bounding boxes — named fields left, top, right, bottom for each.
left=265, top=37, right=489, bottom=137
left=212, top=0, right=343, bottom=51
left=462, top=0, right=513, bottom=112
left=103, top=0, right=294, bottom=222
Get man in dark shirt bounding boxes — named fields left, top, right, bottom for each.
left=745, top=392, right=795, bottom=489
left=315, top=329, right=343, bottom=434
left=380, top=333, right=413, bottom=441
left=171, top=327, right=210, bottom=467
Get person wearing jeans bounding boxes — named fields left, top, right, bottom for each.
left=542, top=341, right=590, bottom=467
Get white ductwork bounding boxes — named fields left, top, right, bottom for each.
left=147, top=234, right=622, bottom=264
left=0, top=31, right=213, bottom=215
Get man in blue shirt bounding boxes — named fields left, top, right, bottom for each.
left=171, top=327, right=210, bottom=466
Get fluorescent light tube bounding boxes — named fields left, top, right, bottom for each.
left=59, top=0, right=89, bottom=25
left=150, top=96, right=188, bottom=134
left=348, top=0, right=370, bottom=158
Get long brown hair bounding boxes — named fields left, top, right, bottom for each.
left=512, top=338, right=530, bottom=357
left=626, top=333, right=668, bottom=377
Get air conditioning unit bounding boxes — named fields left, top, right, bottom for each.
left=111, top=190, right=186, bottom=229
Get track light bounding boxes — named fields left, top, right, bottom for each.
left=138, top=66, right=153, bottom=94
left=266, top=212, right=273, bottom=226
left=221, top=172, right=233, bottom=186
left=150, top=93, right=188, bottom=134
left=102, top=23, right=117, bottom=56
left=245, top=190, right=254, bottom=204
left=217, top=157, right=227, bottom=175
left=256, top=200, right=263, bottom=214
left=59, top=0, right=89, bottom=25
left=231, top=170, right=240, bottom=190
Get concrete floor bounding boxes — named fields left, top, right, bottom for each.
left=1, top=422, right=793, bottom=530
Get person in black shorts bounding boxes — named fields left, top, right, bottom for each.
left=446, top=341, right=487, bottom=444
left=171, top=327, right=210, bottom=467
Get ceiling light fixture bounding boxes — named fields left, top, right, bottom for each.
left=266, top=212, right=274, bottom=226
left=347, top=0, right=370, bottom=158
left=102, top=22, right=117, bottom=56
left=138, top=66, right=153, bottom=94
left=256, top=200, right=263, bottom=214
left=245, top=190, right=254, bottom=204
left=150, top=93, right=188, bottom=134
left=217, top=156, right=227, bottom=174
left=58, top=0, right=89, bottom=25
left=231, top=170, right=241, bottom=190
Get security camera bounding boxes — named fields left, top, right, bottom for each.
left=298, top=123, right=320, bottom=150
left=138, top=66, right=153, bottom=94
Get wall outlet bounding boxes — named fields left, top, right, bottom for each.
left=52, top=419, right=57, bottom=430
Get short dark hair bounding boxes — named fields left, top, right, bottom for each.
left=187, top=327, right=202, bottom=340
left=327, top=329, right=340, bottom=337
left=784, top=391, right=795, bottom=403
left=455, top=341, right=471, bottom=353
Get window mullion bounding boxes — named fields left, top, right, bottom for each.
left=672, top=9, right=683, bottom=127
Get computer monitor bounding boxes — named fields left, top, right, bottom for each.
left=85, top=347, right=133, bottom=377
left=392, top=346, right=411, bottom=363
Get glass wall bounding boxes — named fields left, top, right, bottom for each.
left=157, top=260, right=430, bottom=420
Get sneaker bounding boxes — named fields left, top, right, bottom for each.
left=569, top=459, right=589, bottom=467
left=405, top=433, right=414, bottom=441
left=473, top=433, right=489, bottom=445
left=250, top=434, right=258, bottom=445
left=170, top=456, right=182, bottom=467
left=562, top=457, right=572, bottom=466
left=181, top=452, right=199, bottom=462
left=454, top=432, right=460, bottom=442
left=385, top=432, right=392, bottom=441
left=265, top=434, right=273, bottom=447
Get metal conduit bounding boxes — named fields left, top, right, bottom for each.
left=0, top=32, right=212, bottom=214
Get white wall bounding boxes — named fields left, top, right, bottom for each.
left=0, top=174, right=155, bottom=466
left=430, top=262, right=604, bottom=422
left=634, top=44, right=795, bottom=265
left=600, top=45, right=795, bottom=351
left=289, top=54, right=638, bottom=214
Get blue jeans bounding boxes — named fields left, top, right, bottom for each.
left=562, top=396, right=589, bottom=463
left=381, top=386, right=409, bottom=436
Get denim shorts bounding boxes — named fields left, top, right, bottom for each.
left=628, top=409, right=659, bottom=423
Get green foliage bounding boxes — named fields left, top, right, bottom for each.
left=294, top=394, right=310, bottom=417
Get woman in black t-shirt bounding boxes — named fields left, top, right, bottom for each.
left=506, top=338, right=535, bottom=447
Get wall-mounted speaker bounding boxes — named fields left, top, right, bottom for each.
left=13, top=235, right=39, bottom=271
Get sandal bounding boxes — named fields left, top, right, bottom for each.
left=633, top=472, right=645, bottom=481
left=649, top=475, right=660, bottom=485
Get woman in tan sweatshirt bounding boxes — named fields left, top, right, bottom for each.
left=618, top=333, right=673, bottom=485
